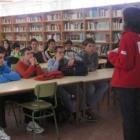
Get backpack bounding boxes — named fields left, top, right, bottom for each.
left=61, top=61, right=88, bottom=76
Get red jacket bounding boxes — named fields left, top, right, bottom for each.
left=16, top=60, right=44, bottom=78
left=34, top=71, right=63, bottom=81
left=108, top=30, right=140, bottom=88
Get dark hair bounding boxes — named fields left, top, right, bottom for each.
left=12, top=43, right=20, bottom=50
left=83, top=38, right=95, bottom=46
left=123, top=7, right=140, bottom=33
left=44, top=39, right=55, bottom=52
left=0, top=46, right=6, bottom=54
left=3, top=39, right=11, bottom=56
left=65, top=40, right=73, bottom=45
left=7, top=57, right=19, bottom=67
left=53, top=46, right=63, bottom=53
left=21, top=48, right=31, bottom=56
left=30, top=38, right=38, bottom=44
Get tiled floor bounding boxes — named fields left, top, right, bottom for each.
left=4, top=96, right=123, bottom=140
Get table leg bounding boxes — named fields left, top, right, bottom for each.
left=76, top=83, right=79, bottom=126
left=83, top=82, right=86, bottom=125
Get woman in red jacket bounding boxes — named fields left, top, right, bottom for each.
left=108, top=7, right=140, bottom=140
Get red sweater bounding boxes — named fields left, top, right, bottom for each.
left=16, top=60, right=44, bottom=78
left=108, top=30, right=140, bottom=88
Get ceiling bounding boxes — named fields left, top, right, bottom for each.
left=0, top=0, right=58, bottom=5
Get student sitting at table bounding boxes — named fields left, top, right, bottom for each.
left=0, top=46, right=44, bottom=140
left=64, top=40, right=76, bottom=58
left=44, top=39, right=56, bottom=60
left=76, top=38, right=108, bottom=121
left=16, top=48, right=44, bottom=78
left=10, top=43, right=22, bottom=59
left=48, top=45, right=95, bottom=122
left=30, top=38, right=47, bottom=63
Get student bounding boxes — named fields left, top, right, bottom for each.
left=44, top=39, right=56, bottom=60
left=16, top=48, right=44, bottom=78
left=30, top=38, right=47, bottom=63
left=10, top=43, right=22, bottom=59
left=3, top=39, right=11, bottom=57
left=76, top=38, right=108, bottom=119
left=108, top=7, right=140, bottom=140
left=64, top=40, right=76, bottom=58
left=0, top=46, right=40, bottom=140
left=48, top=46, right=95, bottom=122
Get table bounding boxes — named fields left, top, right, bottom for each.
left=0, top=68, right=113, bottom=125
left=0, top=76, right=82, bottom=126
left=99, top=59, right=107, bottom=68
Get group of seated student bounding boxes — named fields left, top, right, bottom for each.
left=0, top=46, right=45, bottom=140
left=47, top=38, right=108, bottom=120
left=0, top=37, right=108, bottom=140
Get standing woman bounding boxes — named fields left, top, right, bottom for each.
left=108, top=7, right=140, bottom=140
left=30, top=38, right=47, bottom=63
left=3, top=39, right=11, bottom=57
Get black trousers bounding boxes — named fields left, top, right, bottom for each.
left=117, top=88, right=140, bottom=140
left=0, top=92, right=35, bottom=128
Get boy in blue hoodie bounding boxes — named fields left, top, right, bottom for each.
left=0, top=46, right=43, bottom=140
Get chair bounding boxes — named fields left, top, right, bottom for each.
left=18, top=82, right=59, bottom=140
left=11, top=64, right=16, bottom=71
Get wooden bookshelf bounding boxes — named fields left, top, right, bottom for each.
left=0, top=2, right=140, bottom=55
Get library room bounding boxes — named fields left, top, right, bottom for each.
left=0, top=0, right=140, bottom=140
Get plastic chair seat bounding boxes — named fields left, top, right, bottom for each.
left=19, top=100, right=52, bottom=110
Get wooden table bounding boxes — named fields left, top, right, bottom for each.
left=99, top=59, right=107, bottom=68
left=0, top=68, right=113, bottom=125
left=0, top=76, right=82, bottom=126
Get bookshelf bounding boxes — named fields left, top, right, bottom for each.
left=0, top=2, right=139, bottom=55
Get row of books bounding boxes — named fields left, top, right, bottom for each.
left=46, top=34, right=61, bottom=41
left=64, top=22, right=83, bottom=31
left=3, top=35, right=12, bottom=40
left=19, top=43, right=26, bottom=49
left=96, top=44, right=110, bottom=56
left=15, top=18, right=26, bottom=23
left=46, top=14, right=61, bottom=21
left=71, top=45, right=81, bottom=53
left=3, top=26, right=12, bottom=32
left=30, top=25, right=42, bottom=31
left=14, top=26, right=26, bottom=32
left=85, top=8, right=109, bottom=18
left=16, top=35, right=26, bottom=41
left=27, top=16, right=42, bottom=22
left=86, top=33, right=110, bottom=42
left=3, top=17, right=11, bottom=24
left=112, top=21, right=123, bottom=30
left=46, top=24, right=61, bottom=31
left=112, top=32, right=121, bottom=42
left=29, top=35, right=42, bottom=41
left=87, top=21, right=110, bottom=30
left=65, top=33, right=84, bottom=41
left=112, top=9, right=122, bottom=17
left=63, top=12, right=83, bottom=20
